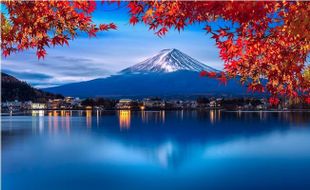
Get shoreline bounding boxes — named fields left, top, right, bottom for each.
left=2, top=109, right=310, bottom=116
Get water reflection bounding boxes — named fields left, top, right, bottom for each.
left=2, top=110, right=310, bottom=190
left=141, top=110, right=165, bottom=124
left=86, top=110, right=92, bottom=128
left=45, top=110, right=72, bottom=135
left=118, top=110, right=131, bottom=129
left=32, top=110, right=45, bottom=117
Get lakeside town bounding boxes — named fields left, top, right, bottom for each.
left=2, top=96, right=309, bottom=113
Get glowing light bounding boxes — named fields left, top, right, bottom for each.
left=86, top=110, right=92, bottom=128
left=210, top=110, right=216, bottom=124
left=119, top=110, right=131, bottom=130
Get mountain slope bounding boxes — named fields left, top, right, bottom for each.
left=1, top=72, right=63, bottom=102
left=44, top=49, right=254, bottom=98
left=45, top=71, right=249, bottom=98
left=121, top=49, right=219, bottom=74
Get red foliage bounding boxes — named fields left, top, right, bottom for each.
left=305, top=97, right=310, bottom=105
left=217, top=72, right=227, bottom=86
left=1, top=1, right=309, bottom=102
left=199, top=70, right=208, bottom=77
left=127, top=1, right=310, bottom=100
left=269, top=97, right=280, bottom=106
left=1, top=1, right=116, bottom=60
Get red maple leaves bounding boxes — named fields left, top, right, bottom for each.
left=1, top=1, right=309, bottom=103
left=1, top=1, right=116, bottom=60
left=200, top=71, right=227, bottom=85
left=128, top=1, right=309, bottom=103
left=269, top=97, right=280, bottom=106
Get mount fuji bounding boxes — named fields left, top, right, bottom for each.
left=45, top=49, right=249, bottom=98
left=121, top=48, right=219, bottom=74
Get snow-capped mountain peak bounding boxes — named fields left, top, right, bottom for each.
left=120, top=48, right=219, bottom=74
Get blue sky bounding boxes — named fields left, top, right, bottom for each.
left=1, top=2, right=223, bottom=88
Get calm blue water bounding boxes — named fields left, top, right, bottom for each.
left=2, top=110, right=310, bottom=190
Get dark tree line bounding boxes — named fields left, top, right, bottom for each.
left=1, top=73, right=63, bottom=102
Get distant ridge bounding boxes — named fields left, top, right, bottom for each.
left=1, top=72, right=63, bottom=102
left=45, top=49, right=251, bottom=98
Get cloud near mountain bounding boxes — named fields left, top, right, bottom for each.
left=44, top=49, right=249, bottom=98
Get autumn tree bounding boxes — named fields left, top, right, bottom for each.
left=1, top=1, right=116, bottom=59
left=127, top=1, right=309, bottom=105
left=1, top=1, right=309, bottom=104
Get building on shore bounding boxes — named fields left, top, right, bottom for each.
left=116, top=99, right=137, bottom=109
left=31, top=103, right=46, bottom=109
left=182, top=100, right=198, bottom=109
left=47, top=99, right=63, bottom=109
left=143, top=98, right=165, bottom=109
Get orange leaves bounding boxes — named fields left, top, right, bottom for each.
left=145, top=9, right=154, bottom=17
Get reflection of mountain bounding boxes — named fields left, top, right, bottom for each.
left=2, top=111, right=310, bottom=169
left=91, top=111, right=310, bottom=168
left=118, top=110, right=131, bottom=129
left=45, top=49, right=249, bottom=98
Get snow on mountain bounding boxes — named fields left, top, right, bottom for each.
left=120, top=49, right=220, bottom=74
left=44, top=48, right=253, bottom=98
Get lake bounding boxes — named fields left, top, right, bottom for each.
left=2, top=110, right=310, bottom=190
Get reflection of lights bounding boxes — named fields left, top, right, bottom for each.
left=259, top=111, right=263, bottom=120
left=237, top=110, right=242, bottom=118
left=53, top=111, right=59, bottom=117
left=53, top=111, right=58, bottom=134
left=47, top=110, right=70, bottom=135
left=210, top=110, right=216, bottom=124
left=96, top=110, right=99, bottom=127
left=65, top=112, right=70, bottom=135
left=32, top=110, right=44, bottom=117
left=48, top=113, right=52, bottom=134
left=160, top=110, right=165, bottom=123
left=141, top=111, right=165, bottom=124
left=39, top=111, right=44, bottom=134
left=119, top=110, right=131, bottom=130
left=179, top=110, right=183, bottom=120
left=86, top=110, right=92, bottom=128
left=217, top=110, right=221, bottom=121
left=141, top=110, right=146, bottom=123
